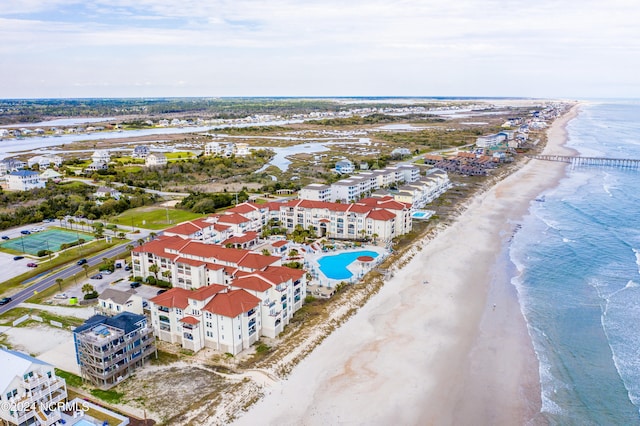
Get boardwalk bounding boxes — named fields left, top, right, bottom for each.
left=530, top=155, right=640, bottom=169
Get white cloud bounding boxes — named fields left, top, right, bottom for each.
left=1, top=0, right=639, bottom=97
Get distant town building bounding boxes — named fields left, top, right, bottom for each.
left=91, top=150, right=111, bottom=164
left=145, top=153, right=167, bottom=167
left=27, top=154, right=63, bottom=169
left=0, top=158, right=26, bottom=175
left=7, top=170, right=45, bottom=191
left=132, top=145, right=150, bottom=159
left=94, top=186, right=122, bottom=200
left=73, top=312, right=155, bottom=389
left=335, top=159, right=354, bottom=174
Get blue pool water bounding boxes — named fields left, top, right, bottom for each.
left=317, top=250, right=379, bottom=280
left=412, top=211, right=427, bottom=218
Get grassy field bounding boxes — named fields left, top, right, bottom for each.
left=111, top=206, right=204, bottom=230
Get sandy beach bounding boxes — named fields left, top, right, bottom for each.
left=234, top=104, right=580, bottom=426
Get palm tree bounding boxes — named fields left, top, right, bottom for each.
left=149, top=232, right=158, bottom=240
left=372, top=233, right=379, bottom=244
left=262, top=249, right=270, bottom=256
left=161, top=270, right=172, bottom=284
left=137, top=238, right=145, bottom=246
left=149, top=264, right=160, bottom=280
left=81, top=283, right=95, bottom=295
left=126, top=244, right=134, bottom=252
left=68, top=218, right=75, bottom=230
left=82, top=264, right=89, bottom=277
left=55, top=278, right=63, bottom=292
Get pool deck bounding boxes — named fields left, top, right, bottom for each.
left=303, top=244, right=389, bottom=292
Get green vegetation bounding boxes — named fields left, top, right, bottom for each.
left=55, top=369, right=84, bottom=388
left=0, top=180, right=157, bottom=230
left=112, top=206, right=204, bottom=230
left=90, top=388, right=125, bottom=404
left=177, top=191, right=250, bottom=214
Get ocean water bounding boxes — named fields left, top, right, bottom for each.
left=511, top=101, right=640, bottom=425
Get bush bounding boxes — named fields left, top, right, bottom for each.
left=84, top=291, right=98, bottom=300
left=157, top=280, right=172, bottom=288
left=283, top=261, right=303, bottom=269
left=37, top=249, right=52, bottom=257
left=133, top=276, right=144, bottom=282
left=145, top=276, right=157, bottom=285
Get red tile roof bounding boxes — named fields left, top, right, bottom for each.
left=179, top=316, right=200, bottom=324
left=164, top=222, right=202, bottom=236
left=150, top=288, right=190, bottom=309
left=190, top=284, right=226, bottom=301
left=217, top=213, right=251, bottom=225
left=366, top=209, right=397, bottom=221
left=203, top=289, right=260, bottom=318
left=271, top=240, right=288, bottom=247
left=222, top=232, right=259, bottom=245
left=232, top=275, right=273, bottom=292
left=227, top=203, right=260, bottom=214
left=238, top=253, right=280, bottom=270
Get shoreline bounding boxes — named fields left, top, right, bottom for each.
left=233, top=104, right=581, bottom=425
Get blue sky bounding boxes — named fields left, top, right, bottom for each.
left=2, top=0, right=639, bottom=98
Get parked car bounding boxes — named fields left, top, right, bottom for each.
left=130, top=282, right=141, bottom=288
left=124, top=265, right=132, bottom=271
left=31, top=227, right=44, bottom=233
left=26, top=262, right=38, bottom=268
left=156, top=289, right=167, bottom=295
left=13, top=256, right=24, bottom=261
left=90, top=273, right=103, bottom=280
left=0, top=297, right=12, bottom=305
left=1, top=236, right=9, bottom=240
left=77, top=259, right=87, bottom=265
left=100, top=270, right=113, bottom=275
left=20, top=230, right=31, bottom=235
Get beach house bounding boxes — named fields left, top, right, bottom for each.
left=145, top=153, right=168, bottom=167
left=91, top=150, right=111, bottom=164
left=7, top=170, right=45, bottom=191
left=96, top=288, right=144, bottom=316
left=335, top=159, right=354, bottom=174
left=0, top=348, right=68, bottom=426
left=73, top=312, right=156, bottom=389
left=132, top=145, right=150, bottom=158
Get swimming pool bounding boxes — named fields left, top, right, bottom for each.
left=317, top=250, right=379, bottom=280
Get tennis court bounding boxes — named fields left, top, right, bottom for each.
left=1, top=229, right=94, bottom=255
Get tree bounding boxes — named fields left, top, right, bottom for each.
left=68, top=218, right=75, bottom=230
left=137, top=238, right=145, bottom=246
left=149, top=264, right=160, bottom=280
left=161, top=270, right=172, bottom=282
left=82, top=283, right=95, bottom=295
left=262, top=249, right=270, bottom=256
left=82, top=264, right=89, bottom=277
left=55, top=278, right=63, bottom=292
left=372, top=233, right=379, bottom=244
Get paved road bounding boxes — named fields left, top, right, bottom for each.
left=0, top=241, right=136, bottom=315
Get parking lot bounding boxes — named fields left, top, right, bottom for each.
left=55, top=266, right=160, bottom=304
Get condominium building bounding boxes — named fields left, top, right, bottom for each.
left=0, top=348, right=68, bottom=426
left=73, top=312, right=156, bottom=389
left=131, top=236, right=282, bottom=289
left=148, top=265, right=306, bottom=354
left=278, top=197, right=412, bottom=242
left=300, top=164, right=422, bottom=203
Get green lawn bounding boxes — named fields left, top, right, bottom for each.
left=111, top=207, right=204, bottom=230
left=165, top=151, right=197, bottom=161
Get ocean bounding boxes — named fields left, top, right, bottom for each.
left=510, top=101, right=640, bottom=425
